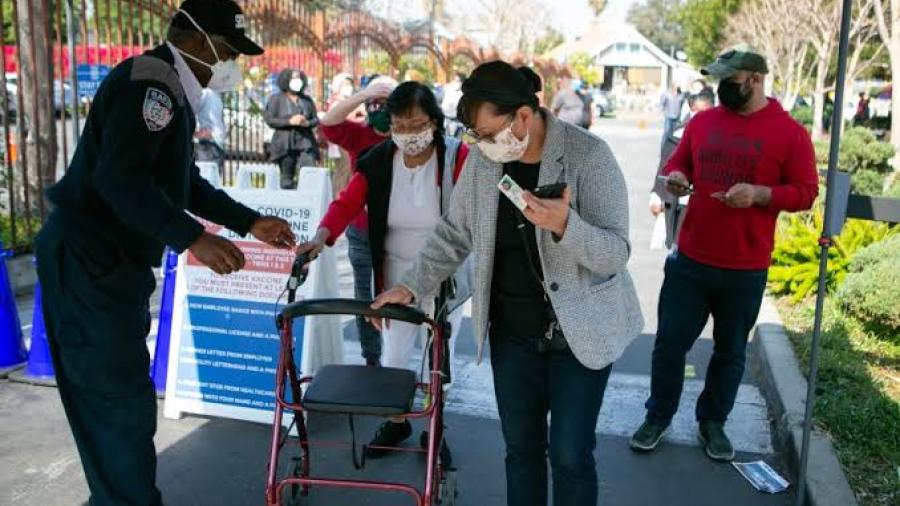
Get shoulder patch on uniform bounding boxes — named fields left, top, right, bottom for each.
left=130, top=55, right=185, bottom=106
left=143, top=87, right=174, bottom=131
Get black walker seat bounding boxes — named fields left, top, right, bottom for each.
left=302, top=364, right=418, bottom=416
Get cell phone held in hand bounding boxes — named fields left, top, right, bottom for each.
left=657, top=175, right=693, bottom=194
left=533, top=182, right=568, bottom=199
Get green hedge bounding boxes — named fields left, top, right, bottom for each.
left=837, top=236, right=900, bottom=341
left=814, top=127, right=895, bottom=175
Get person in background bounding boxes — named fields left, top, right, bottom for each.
left=631, top=46, right=818, bottom=462
left=853, top=91, right=870, bottom=126
left=649, top=90, right=715, bottom=249
left=325, top=73, right=361, bottom=194
left=319, top=75, right=398, bottom=366
left=299, top=81, right=471, bottom=459
left=660, top=84, right=684, bottom=145
left=194, top=88, right=226, bottom=174
left=372, top=61, right=644, bottom=506
left=574, top=80, right=594, bottom=130
left=551, top=74, right=585, bottom=126
left=264, top=68, right=320, bottom=189
left=442, top=72, right=466, bottom=138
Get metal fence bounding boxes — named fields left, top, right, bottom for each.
left=0, top=0, right=568, bottom=253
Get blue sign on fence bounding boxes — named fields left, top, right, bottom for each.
left=75, top=64, right=111, bottom=98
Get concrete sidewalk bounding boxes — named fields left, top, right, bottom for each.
left=0, top=117, right=793, bottom=506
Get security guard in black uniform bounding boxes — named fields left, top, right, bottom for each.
left=33, top=1, right=296, bottom=504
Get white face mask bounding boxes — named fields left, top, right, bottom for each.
left=176, top=10, right=243, bottom=93
left=477, top=120, right=530, bottom=163
left=289, top=78, right=304, bottom=93
left=392, top=127, right=434, bottom=156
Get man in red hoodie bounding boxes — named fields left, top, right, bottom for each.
left=630, top=46, right=819, bottom=461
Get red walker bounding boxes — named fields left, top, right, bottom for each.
left=265, top=298, right=457, bottom=506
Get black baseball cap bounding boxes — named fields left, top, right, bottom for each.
left=175, top=0, right=264, bottom=56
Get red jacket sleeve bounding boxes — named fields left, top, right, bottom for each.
left=453, top=143, right=469, bottom=182
left=662, top=120, right=694, bottom=181
left=768, top=126, right=820, bottom=212
left=319, top=171, right=369, bottom=246
left=321, top=121, right=369, bottom=153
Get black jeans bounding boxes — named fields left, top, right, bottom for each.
left=277, top=150, right=318, bottom=189
left=346, top=225, right=381, bottom=362
left=490, top=331, right=613, bottom=506
left=645, top=250, right=767, bottom=425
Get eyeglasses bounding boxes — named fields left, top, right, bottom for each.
left=391, top=120, right=433, bottom=134
left=463, top=115, right=514, bottom=145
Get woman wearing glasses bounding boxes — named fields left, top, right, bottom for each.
left=372, top=61, right=644, bottom=506
left=298, top=81, right=471, bottom=457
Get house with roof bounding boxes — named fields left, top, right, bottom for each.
left=549, top=19, right=700, bottom=95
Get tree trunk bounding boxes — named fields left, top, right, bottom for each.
left=16, top=0, right=57, bottom=221
left=812, top=56, right=829, bottom=140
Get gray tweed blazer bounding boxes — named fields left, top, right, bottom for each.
left=400, top=112, right=644, bottom=370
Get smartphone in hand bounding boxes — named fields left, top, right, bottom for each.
left=533, top=182, right=568, bottom=199
left=657, top=175, right=693, bottom=195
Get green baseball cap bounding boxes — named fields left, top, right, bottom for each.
left=701, top=45, right=769, bottom=79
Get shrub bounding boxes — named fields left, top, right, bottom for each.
left=769, top=210, right=897, bottom=302
left=851, top=169, right=886, bottom=196
left=792, top=106, right=813, bottom=129
left=0, top=214, right=40, bottom=251
left=814, top=127, right=895, bottom=174
left=837, top=235, right=900, bottom=340
left=885, top=176, right=900, bottom=198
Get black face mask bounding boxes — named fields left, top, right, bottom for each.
left=717, top=79, right=753, bottom=111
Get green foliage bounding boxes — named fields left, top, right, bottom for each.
left=534, top=27, right=565, bottom=56
left=769, top=210, right=897, bottom=303
left=676, top=0, right=742, bottom=67
left=627, top=0, right=686, bottom=55
left=2, top=0, right=15, bottom=45
left=838, top=236, right=900, bottom=340
left=884, top=177, right=900, bottom=198
left=850, top=170, right=886, bottom=196
left=450, top=54, right=475, bottom=77
left=0, top=213, right=40, bottom=251
left=588, top=0, right=608, bottom=16
left=780, top=297, right=900, bottom=505
left=567, top=51, right=602, bottom=86
left=398, top=54, right=436, bottom=85
left=792, top=106, right=813, bottom=129
left=814, top=127, right=895, bottom=175
left=360, top=52, right=392, bottom=77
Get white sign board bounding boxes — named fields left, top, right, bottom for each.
left=163, top=167, right=342, bottom=424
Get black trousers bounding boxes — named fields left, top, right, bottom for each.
left=35, top=214, right=161, bottom=506
left=277, top=149, right=318, bottom=189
